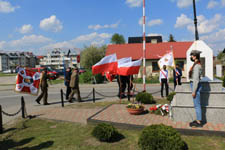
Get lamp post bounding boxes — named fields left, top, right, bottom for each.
left=193, top=0, right=199, bottom=41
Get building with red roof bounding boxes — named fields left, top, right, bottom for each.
left=106, top=41, right=194, bottom=78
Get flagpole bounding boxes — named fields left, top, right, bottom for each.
left=143, top=0, right=146, bottom=91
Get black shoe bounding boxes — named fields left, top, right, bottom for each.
left=189, top=120, right=203, bottom=127
left=35, top=100, right=40, bottom=104
left=68, top=100, right=73, bottom=103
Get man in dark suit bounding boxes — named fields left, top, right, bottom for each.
left=65, top=67, right=72, bottom=100
left=173, top=64, right=182, bottom=90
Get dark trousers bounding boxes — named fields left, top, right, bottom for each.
left=69, top=88, right=81, bottom=102
left=36, top=87, right=48, bottom=104
left=66, top=86, right=71, bottom=99
left=174, top=77, right=181, bottom=90
left=161, top=79, right=168, bottom=97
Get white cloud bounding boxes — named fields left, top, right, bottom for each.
left=175, top=13, right=223, bottom=34
left=147, top=33, right=163, bottom=36
left=125, top=0, right=142, bottom=7
left=88, top=22, right=119, bottom=30
left=40, top=15, right=63, bottom=32
left=171, top=0, right=199, bottom=8
left=139, top=17, right=163, bottom=27
left=222, top=0, right=225, bottom=6
left=207, top=0, right=219, bottom=9
left=18, top=24, right=33, bottom=34
left=174, top=14, right=192, bottom=28
left=0, top=1, right=19, bottom=13
left=42, top=32, right=111, bottom=50
left=147, top=19, right=163, bottom=27
left=0, top=41, right=6, bottom=49
left=201, top=28, right=225, bottom=53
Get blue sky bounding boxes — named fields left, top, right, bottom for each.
left=0, top=0, right=225, bottom=55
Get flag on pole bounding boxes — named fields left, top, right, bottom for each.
left=92, top=53, right=117, bottom=75
left=158, top=52, right=174, bottom=69
left=15, top=68, right=40, bottom=95
left=117, top=58, right=142, bottom=76
left=118, top=57, right=132, bottom=65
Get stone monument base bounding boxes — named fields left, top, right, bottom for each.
left=171, top=80, right=225, bottom=124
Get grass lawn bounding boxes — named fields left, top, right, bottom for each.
left=0, top=73, right=17, bottom=77
left=0, top=118, right=224, bottom=150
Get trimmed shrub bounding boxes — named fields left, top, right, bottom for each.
left=92, top=123, right=121, bottom=142
left=136, top=92, right=156, bottom=104
left=138, top=124, right=188, bottom=150
left=167, top=92, right=176, bottom=102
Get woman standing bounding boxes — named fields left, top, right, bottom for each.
left=189, top=50, right=203, bottom=127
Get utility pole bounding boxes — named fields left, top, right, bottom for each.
left=193, top=0, right=199, bottom=41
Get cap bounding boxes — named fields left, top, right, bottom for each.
left=190, top=50, right=202, bottom=56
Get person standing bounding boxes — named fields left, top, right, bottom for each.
left=173, top=64, right=182, bottom=90
left=68, top=67, right=82, bottom=102
left=36, top=68, right=50, bottom=105
left=189, top=50, right=203, bottom=127
left=159, top=65, right=169, bottom=97
left=65, top=67, right=72, bottom=100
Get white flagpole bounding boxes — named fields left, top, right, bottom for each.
left=143, top=0, right=146, bottom=91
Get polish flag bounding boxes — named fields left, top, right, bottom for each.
left=92, top=54, right=117, bottom=75
left=118, top=57, right=132, bottom=65
left=117, top=58, right=142, bottom=76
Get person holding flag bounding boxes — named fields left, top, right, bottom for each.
left=173, top=64, right=182, bottom=90
left=159, top=65, right=169, bottom=98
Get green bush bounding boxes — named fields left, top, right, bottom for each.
left=136, top=92, right=156, bottom=104
left=92, top=123, right=121, bottom=142
left=79, top=70, right=105, bottom=84
left=167, top=92, right=176, bottom=102
left=138, top=124, right=188, bottom=150
left=80, top=70, right=92, bottom=83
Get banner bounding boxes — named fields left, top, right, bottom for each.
left=158, top=51, right=174, bottom=69
left=15, top=68, right=41, bottom=95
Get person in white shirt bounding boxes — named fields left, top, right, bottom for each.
left=159, top=65, right=169, bottom=97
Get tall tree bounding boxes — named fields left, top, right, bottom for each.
left=168, top=34, right=176, bottom=42
left=80, top=45, right=106, bottom=70
left=217, top=50, right=225, bottom=66
left=111, top=33, right=126, bottom=44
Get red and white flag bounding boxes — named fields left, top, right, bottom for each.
left=15, top=68, right=41, bottom=95
left=158, top=51, right=174, bottom=69
left=92, top=54, right=117, bottom=75
left=118, top=57, right=132, bottom=65
left=117, top=58, right=142, bottom=76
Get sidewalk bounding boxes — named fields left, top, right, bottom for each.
left=30, top=102, right=225, bottom=136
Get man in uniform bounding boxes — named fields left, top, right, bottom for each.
left=68, top=67, right=82, bottom=102
left=173, top=64, right=182, bottom=90
left=36, top=68, right=50, bottom=105
left=159, top=65, right=169, bottom=97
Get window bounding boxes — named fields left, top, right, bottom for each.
left=152, top=62, right=159, bottom=71
left=176, top=61, right=184, bottom=70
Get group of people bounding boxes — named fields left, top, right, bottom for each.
left=35, top=67, right=81, bottom=105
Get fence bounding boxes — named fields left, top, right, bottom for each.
left=0, top=96, right=26, bottom=134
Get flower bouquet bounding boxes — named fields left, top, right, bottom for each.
left=149, top=104, right=169, bottom=116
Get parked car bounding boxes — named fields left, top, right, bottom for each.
left=31, top=67, right=59, bottom=80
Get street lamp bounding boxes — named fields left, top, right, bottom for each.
left=193, top=0, right=199, bottom=41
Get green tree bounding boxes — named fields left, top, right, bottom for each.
left=217, top=50, right=225, bottom=66
left=168, top=34, right=176, bottom=42
left=111, top=33, right=126, bottom=44
left=80, top=45, right=106, bottom=70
